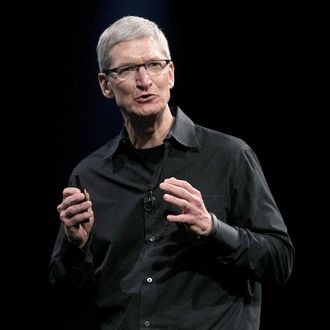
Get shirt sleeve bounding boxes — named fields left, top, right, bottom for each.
left=207, top=144, right=295, bottom=285
left=48, top=224, right=95, bottom=290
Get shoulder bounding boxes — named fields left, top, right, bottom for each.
left=72, top=136, right=119, bottom=173
left=194, top=124, right=263, bottom=171
left=195, top=124, right=252, bottom=154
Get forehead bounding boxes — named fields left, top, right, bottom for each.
left=110, top=37, right=164, bottom=66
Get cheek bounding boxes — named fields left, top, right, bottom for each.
left=112, top=84, right=131, bottom=99
left=158, top=75, right=174, bottom=91
left=160, top=86, right=171, bottom=104
left=113, top=89, right=134, bottom=107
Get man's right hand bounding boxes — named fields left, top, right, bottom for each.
left=57, top=187, right=94, bottom=248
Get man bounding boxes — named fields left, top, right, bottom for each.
left=49, top=16, right=294, bottom=329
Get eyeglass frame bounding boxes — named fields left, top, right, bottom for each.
left=102, top=59, right=171, bottom=80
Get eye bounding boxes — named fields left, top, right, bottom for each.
left=146, top=61, right=163, bottom=69
left=117, top=65, right=136, bottom=75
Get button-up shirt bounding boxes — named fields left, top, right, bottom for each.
left=49, top=106, right=294, bottom=330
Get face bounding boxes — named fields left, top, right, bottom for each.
left=98, top=37, right=175, bottom=119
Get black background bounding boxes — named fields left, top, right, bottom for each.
left=9, top=1, right=329, bottom=329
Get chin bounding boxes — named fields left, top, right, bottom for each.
left=135, top=103, right=164, bottom=117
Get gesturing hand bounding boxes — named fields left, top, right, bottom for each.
left=159, top=177, right=213, bottom=238
left=57, top=187, right=94, bottom=248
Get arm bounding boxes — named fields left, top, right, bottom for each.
left=159, top=147, right=295, bottom=285
left=217, top=145, right=295, bottom=284
left=49, top=175, right=95, bottom=290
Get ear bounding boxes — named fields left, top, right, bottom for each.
left=98, top=73, right=114, bottom=99
left=168, top=62, right=175, bottom=89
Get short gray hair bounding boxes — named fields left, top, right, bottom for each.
left=96, top=16, right=171, bottom=72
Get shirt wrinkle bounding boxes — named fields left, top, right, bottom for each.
left=49, top=107, right=294, bottom=330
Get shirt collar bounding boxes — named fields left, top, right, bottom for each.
left=166, top=106, right=201, bottom=149
left=103, top=106, right=201, bottom=160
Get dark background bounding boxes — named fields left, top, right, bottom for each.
left=9, top=1, right=329, bottom=329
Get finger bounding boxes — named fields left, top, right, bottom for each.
left=160, top=184, right=191, bottom=202
left=62, top=187, right=84, bottom=198
left=160, top=179, right=202, bottom=206
left=84, top=190, right=91, bottom=201
left=61, top=205, right=93, bottom=226
left=60, top=192, right=87, bottom=210
left=163, top=193, right=189, bottom=210
left=161, top=177, right=200, bottom=199
left=66, top=209, right=93, bottom=228
left=166, top=213, right=191, bottom=224
left=163, top=177, right=200, bottom=195
left=69, top=199, right=92, bottom=215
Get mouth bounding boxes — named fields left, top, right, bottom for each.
left=135, top=94, right=157, bottom=103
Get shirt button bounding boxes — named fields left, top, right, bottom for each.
left=145, top=320, right=150, bottom=327
left=149, top=235, right=155, bottom=242
left=147, top=277, right=152, bottom=283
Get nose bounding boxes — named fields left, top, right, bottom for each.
left=136, top=66, right=152, bottom=89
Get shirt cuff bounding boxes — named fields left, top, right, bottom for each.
left=207, top=213, right=239, bottom=254
left=60, top=234, right=93, bottom=267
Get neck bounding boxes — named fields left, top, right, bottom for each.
left=125, top=106, right=174, bottom=149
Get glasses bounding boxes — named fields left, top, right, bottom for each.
left=103, top=59, right=171, bottom=80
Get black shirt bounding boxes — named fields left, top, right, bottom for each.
left=49, top=106, right=294, bottom=330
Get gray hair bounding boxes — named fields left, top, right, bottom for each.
left=96, top=16, right=171, bottom=72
